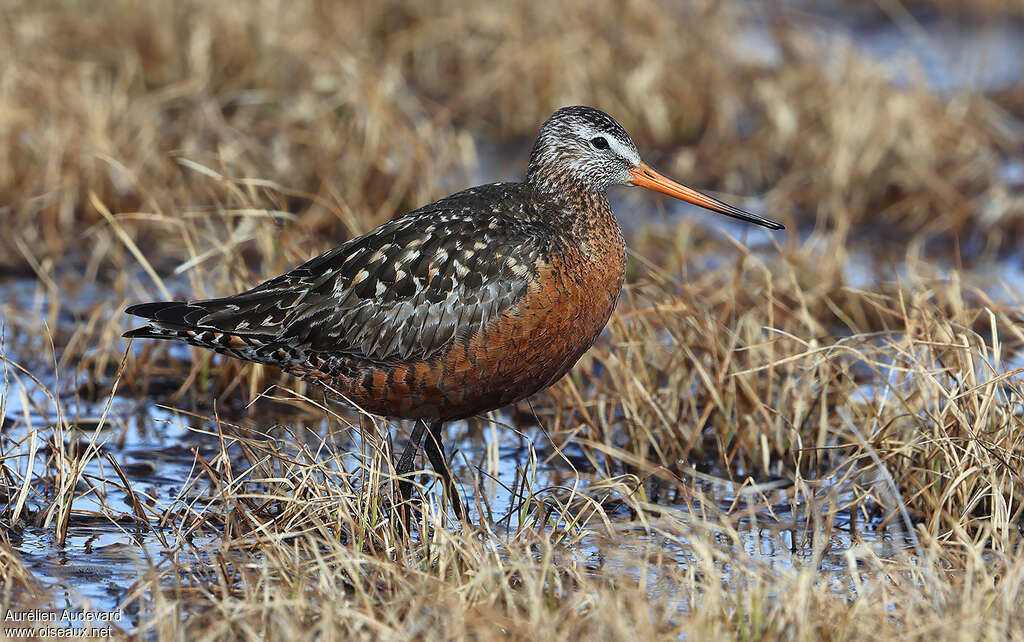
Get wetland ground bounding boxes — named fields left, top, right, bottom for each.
left=2, top=1, right=1024, bottom=639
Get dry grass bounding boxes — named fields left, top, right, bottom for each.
left=2, top=0, right=1024, bottom=640
left=3, top=0, right=1021, bottom=277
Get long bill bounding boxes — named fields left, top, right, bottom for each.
left=629, top=162, right=784, bottom=230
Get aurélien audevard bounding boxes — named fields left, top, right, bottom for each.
left=5, top=608, right=123, bottom=622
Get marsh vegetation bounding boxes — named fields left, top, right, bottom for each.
left=2, top=1, right=1023, bottom=639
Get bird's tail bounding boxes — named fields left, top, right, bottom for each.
left=123, top=301, right=280, bottom=363
left=122, top=324, right=189, bottom=340
left=124, top=301, right=212, bottom=340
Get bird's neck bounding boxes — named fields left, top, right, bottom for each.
left=525, top=169, right=622, bottom=254
left=527, top=155, right=591, bottom=193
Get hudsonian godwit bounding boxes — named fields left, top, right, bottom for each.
left=124, top=106, right=784, bottom=520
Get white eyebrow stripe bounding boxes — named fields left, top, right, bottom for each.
left=580, top=124, right=639, bottom=165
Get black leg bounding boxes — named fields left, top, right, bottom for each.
left=396, top=420, right=426, bottom=515
left=396, top=421, right=426, bottom=476
left=423, top=420, right=465, bottom=520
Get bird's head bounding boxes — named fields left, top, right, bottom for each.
left=527, top=106, right=784, bottom=230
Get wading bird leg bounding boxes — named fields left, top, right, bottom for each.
left=423, top=420, right=465, bottom=520
left=396, top=420, right=426, bottom=519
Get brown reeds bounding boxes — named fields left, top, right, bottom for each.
left=1, top=0, right=1024, bottom=639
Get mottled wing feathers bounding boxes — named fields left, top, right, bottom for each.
left=125, top=184, right=549, bottom=365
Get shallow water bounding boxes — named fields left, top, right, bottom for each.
left=737, top=3, right=1024, bottom=94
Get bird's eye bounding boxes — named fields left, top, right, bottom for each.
left=590, top=136, right=609, bottom=150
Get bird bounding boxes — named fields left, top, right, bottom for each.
left=123, top=106, right=784, bottom=521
